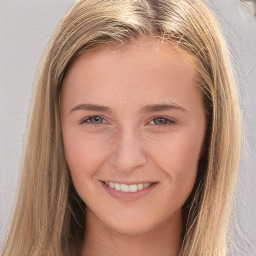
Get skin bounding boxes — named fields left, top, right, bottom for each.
left=61, top=38, right=206, bottom=256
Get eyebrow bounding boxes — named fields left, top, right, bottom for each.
left=70, top=104, right=112, bottom=113
left=69, top=102, right=187, bottom=114
left=141, top=103, right=187, bottom=113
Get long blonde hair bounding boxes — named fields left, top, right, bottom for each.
left=2, top=0, right=241, bottom=255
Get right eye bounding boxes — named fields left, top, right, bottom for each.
left=80, top=116, right=106, bottom=127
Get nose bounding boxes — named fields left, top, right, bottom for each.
left=108, top=128, right=147, bottom=173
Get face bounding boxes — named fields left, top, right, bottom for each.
left=61, top=39, right=206, bottom=236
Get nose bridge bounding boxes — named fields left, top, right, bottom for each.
left=109, top=126, right=147, bottom=172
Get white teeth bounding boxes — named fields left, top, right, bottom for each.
left=120, top=184, right=129, bottom=192
left=104, top=182, right=152, bottom=193
left=114, top=183, right=121, bottom=191
left=129, top=184, right=137, bottom=192
left=143, top=183, right=150, bottom=188
left=137, top=184, right=144, bottom=190
left=109, top=182, right=115, bottom=188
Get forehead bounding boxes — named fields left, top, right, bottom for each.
left=68, top=38, right=194, bottom=77
left=61, top=38, right=201, bottom=114
left=63, top=38, right=196, bottom=86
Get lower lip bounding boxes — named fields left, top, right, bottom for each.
left=101, top=182, right=158, bottom=201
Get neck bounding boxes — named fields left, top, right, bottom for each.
left=81, top=210, right=182, bottom=256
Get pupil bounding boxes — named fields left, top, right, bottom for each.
left=90, top=117, right=102, bottom=124
left=155, top=118, right=167, bottom=125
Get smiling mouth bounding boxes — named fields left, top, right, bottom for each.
left=103, top=181, right=155, bottom=193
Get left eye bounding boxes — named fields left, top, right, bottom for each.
left=150, top=117, right=174, bottom=126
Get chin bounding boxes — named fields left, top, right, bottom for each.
left=102, top=212, right=171, bottom=237
left=108, top=222, right=157, bottom=236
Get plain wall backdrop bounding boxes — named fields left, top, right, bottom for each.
left=0, top=0, right=255, bottom=255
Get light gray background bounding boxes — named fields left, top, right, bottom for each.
left=0, top=0, right=255, bottom=255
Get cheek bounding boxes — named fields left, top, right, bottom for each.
left=148, top=127, right=204, bottom=184
left=62, top=130, right=111, bottom=180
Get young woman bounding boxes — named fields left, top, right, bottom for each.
left=2, top=0, right=241, bottom=255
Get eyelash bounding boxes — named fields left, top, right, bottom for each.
left=80, top=116, right=176, bottom=128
